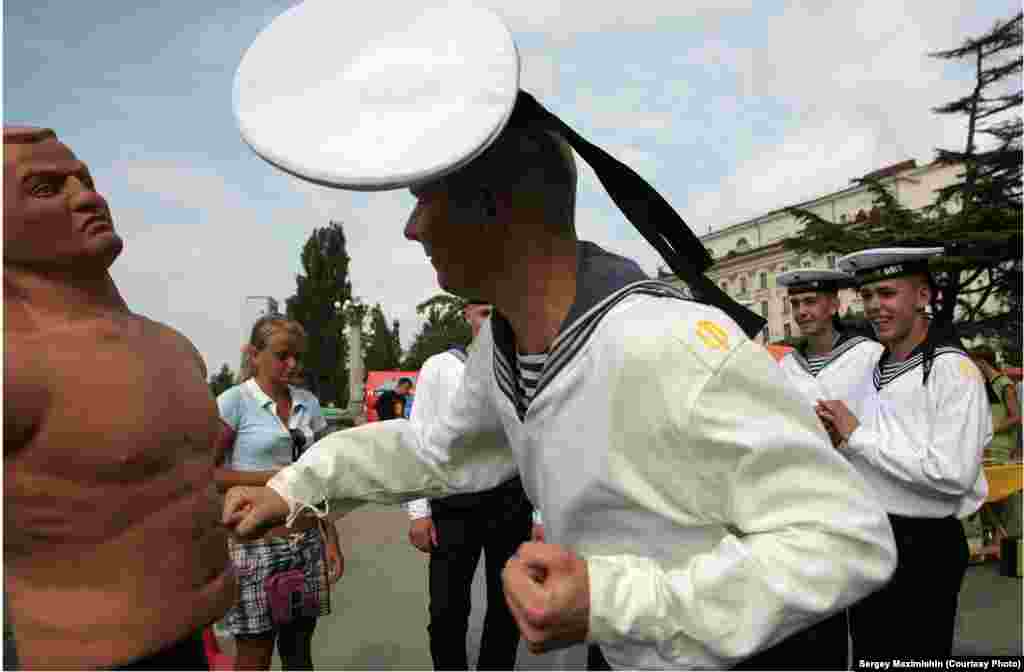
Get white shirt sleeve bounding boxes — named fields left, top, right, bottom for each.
left=586, top=335, right=897, bottom=662
left=844, top=354, right=993, bottom=498
left=269, top=324, right=517, bottom=526
left=778, top=353, right=825, bottom=406
left=402, top=352, right=465, bottom=520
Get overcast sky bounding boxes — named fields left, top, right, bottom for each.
left=5, top=0, right=1017, bottom=376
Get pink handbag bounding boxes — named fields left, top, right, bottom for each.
left=264, top=568, right=320, bottom=626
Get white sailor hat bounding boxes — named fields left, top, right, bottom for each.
left=232, top=0, right=766, bottom=338
left=776, top=269, right=855, bottom=294
left=837, top=247, right=944, bottom=286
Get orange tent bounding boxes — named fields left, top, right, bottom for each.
left=766, top=344, right=793, bottom=362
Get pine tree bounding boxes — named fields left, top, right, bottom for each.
left=208, top=363, right=236, bottom=397
left=285, top=221, right=353, bottom=404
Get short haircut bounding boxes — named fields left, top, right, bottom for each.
left=4, top=126, right=57, bottom=146
left=446, top=127, right=577, bottom=236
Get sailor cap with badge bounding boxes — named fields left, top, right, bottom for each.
left=837, top=247, right=945, bottom=286
left=776, top=268, right=856, bottom=294
left=232, top=0, right=765, bottom=338
left=838, top=246, right=952, bottom=383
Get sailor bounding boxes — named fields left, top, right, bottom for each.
left=223, top=2, right=897, bottom=668
left=777, top=268, right=882, bottom=419
left=762, top=268, right=886, bottom=669
left=818, top=247, right=990, bottom=661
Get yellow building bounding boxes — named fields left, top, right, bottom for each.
left=665, top=159, right=965, bottom=343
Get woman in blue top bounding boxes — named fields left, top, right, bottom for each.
left=214, top=316, right=343, bottom=670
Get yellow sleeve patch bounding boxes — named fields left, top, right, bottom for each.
left=696, top=320, right=730, bottom=352
left=959, top=359, right=984, bottom=382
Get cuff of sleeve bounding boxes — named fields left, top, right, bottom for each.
left=405, top=498, right=432, bottom=520
left=268, top=467, right=330, bottom=528
left=585, top=556, right=630, bottom=647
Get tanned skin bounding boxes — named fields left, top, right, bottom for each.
left=3, top=127, right=236, bottom=669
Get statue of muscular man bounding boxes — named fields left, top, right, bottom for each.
left=3, top=126, right=236, bottom=670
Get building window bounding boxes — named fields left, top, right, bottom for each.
left=761, top=301, right=769, bottom=317
left=784, top=323, right=792, bottom=339
left=827, top=254, right=837, bottom=269
left=721, top=281, right=728, bottom=294
left=780, top=265, right=787, bottom=273
left=736, top=237, right=750, bottom=252
left=802, top=260, right=812, bottom=268
left=740, top=277, right=748, bottom=294
left=782, top=296, right=790, bottom=314
left=759, top=272, right=768, bottom=289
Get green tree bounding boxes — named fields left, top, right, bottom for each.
left=208, top=363, right=235, bottom=397
left=364, top=303, right=403, bottom=371
left=285, top=221, right=353, bottom=405
left=401, top=294, right=472, bottom=370
left=784, top=13, right=1022, bottom=358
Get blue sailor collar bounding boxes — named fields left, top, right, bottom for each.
left=791, top=331, right=874, bottom=377
left=490, top=241, right=690, bottom=420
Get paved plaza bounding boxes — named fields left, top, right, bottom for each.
left=211, top=504, right=1022, bottom=670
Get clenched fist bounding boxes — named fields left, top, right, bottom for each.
left=222, top=486, right=290, bottom=539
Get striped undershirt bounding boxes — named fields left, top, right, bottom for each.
left=803, top=333, right=842, bottom=376
left=516, top=351, right=548, bottom=403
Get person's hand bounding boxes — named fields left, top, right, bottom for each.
left=815, top=400, right=860, bottom=446
left=816, top=411, right=844, bottom=449
left=503, top=542, right=590, bottom=655
left=409, top=517, right=437, bottom=553
left=222, top=486, right=289, bottom=539
left=531, top=523, right=545, bottom=543
left=325, top=533, right=345, bottom=585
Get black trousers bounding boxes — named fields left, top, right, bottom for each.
left=734, top=610, right=848, bottom=670
left=850, top=514, right=968, bottom=663
left=427, top=478, right=533, bottom=671
left=588, top=612, right=848, bottom=671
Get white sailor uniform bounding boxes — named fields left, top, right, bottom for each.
left=268, top=242, right=896, bottom=670
left=766, top=331, right=883, bottom=670
left=840, top=334, right=990, bottom=661
left=780, top=333, right=883, bottom=416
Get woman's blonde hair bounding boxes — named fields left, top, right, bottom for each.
left=238, top=315, right=307, bottom=381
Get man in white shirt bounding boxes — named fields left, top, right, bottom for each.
left=224, top=125, right=898, bottom=669
left=226, top=5, right=897, bottom=666
left=405, top=301, right=535, bottom=670
left=768, top=269, right=884, bottom=669
left=818, top=248, right=990, bottom=661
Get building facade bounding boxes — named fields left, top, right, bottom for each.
left=665, top=159, right=964, bottom=344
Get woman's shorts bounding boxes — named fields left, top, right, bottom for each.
left=225, top=526, right=330, bottom=636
